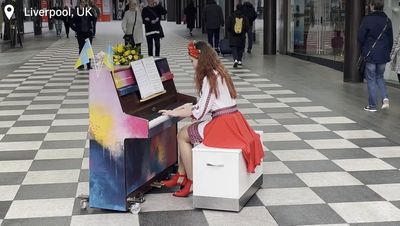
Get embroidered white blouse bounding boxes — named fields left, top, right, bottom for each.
left=191, top=73, right=236, bottom=138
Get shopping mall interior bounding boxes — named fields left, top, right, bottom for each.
left=0, top=0, right=400, bottom=225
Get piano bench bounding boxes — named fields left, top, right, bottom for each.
left=192, top=131, right=263, bottom=212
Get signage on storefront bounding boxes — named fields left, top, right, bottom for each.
left=40, top=0, right=48, bottom=22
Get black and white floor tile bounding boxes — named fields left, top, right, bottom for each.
left=0, top=22, right=399, bottom=226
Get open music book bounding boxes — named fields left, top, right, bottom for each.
left=131, top=57, right=166, bottom=101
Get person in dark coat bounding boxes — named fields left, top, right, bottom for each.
left=142, top=0, right=167, bottom=57
left=202, top=0, right=224, bottom=52
left=184, top=1, right=196, bottom=36
left=228, top=4, right=249, bottom=68
left=63, top=6, right=71, bottom=38
left=89, top=0, right=101, bottom=38
left=242, top=1, right=257, bottom=53
left=358, top=0, right=393, bottom=112
left=70, top=0, right=96, bottom=70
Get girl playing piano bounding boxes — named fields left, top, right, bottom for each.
left=159, top=40, right=264, bottom=197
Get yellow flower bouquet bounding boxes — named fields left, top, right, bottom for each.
left=112, top=44, right=143, bottom=66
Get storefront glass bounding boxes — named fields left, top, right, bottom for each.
left=287, top=0, right=345, bottom=62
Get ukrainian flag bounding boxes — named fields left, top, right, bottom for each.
left=74, top=39, right=94, bottom=69
left=103, top=44, right=114, bottom=72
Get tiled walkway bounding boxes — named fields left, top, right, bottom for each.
left=0, top=22, right=399, bottom=226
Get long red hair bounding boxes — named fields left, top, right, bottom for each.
left=193, top=41, right=237, bottom=99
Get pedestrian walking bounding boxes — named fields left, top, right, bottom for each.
left=122, top=0, right=144, bottom=52
left=242, top=1, right=257, bottom=53
left=53, top=5, right=63, bottom=37
left=63, top=6, right=71, bottom=38
left=184, top=0, right=196, bottom=36
left=390, top=27, right=400, bottom=83
left=228, top=4, right=249, bottom=68
left=358, top=0, right=393, bottom=112
left=70, top=0, right=96, bottom=70
left=202, top=0, right=224, bottom=53
left=89, top=0, right=100, bottom=37
left=142, top=0, right=167, bottom=57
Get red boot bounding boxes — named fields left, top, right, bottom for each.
left=161, top=173, right=187, bottom=188
left=173, top=179, right=192, bottom=197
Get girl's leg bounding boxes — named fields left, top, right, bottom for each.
left=177, top=125, right=193, bottom=180
left=177, top=151, right=186, bottom=175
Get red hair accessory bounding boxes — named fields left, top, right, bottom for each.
left=188, top=41, right=200, bottom=59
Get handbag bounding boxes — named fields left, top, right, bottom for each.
left=123, top=11, right=137, bottom=46
left=357, top=17, right=389, bottom=76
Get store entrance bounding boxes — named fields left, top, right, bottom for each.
left=288, top=0, right=345, bottom=62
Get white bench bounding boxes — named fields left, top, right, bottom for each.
left=192, top=131, right=264, bottom=212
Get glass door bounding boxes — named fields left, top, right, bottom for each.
left=288, top=0, right=345, bottom=62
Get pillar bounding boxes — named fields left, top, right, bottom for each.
left=344, top=0, right=365, bottom=82
left=264, top=0, right=276, bottom=55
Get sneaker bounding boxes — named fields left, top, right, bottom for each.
left=215, top=48, right=220, bottom=54
left=77, top=65, right=85, bottom=71
left=247, top=49, right=251, bottom=53
left=382, top=98, right=389, bottom=109
left=233, top=61, right=238, bottom=68
left=364, top=106, right=377, bottom=112
left=238, top=61, right=242, bottom=66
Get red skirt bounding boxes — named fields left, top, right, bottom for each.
left=189, top=106, right=264, bottom=173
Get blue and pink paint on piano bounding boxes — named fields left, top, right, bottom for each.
left=88, top=64, right=177, bottom=211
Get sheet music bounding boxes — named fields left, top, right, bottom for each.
left=131, top=57, right=165, bottom=100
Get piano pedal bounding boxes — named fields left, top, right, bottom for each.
left=150, top=181, right=163, bottom=188
left=127, top=194, right=145, bottom=204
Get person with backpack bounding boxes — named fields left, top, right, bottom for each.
left=242, top=1, right=257, bottom=54
left=358, top=0, right=393, bottom=112
left=228, top=4, right=249, bottom=68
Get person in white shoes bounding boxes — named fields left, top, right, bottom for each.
left=358, top=0, right=392, bottom=112
left=228, top=4, right=249, bottom=68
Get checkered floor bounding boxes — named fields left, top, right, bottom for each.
left=0, top=22, right=400, bottom=226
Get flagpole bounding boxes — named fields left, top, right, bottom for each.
left=88, top=38, right=99, bottom=77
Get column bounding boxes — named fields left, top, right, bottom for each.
left=32, top=0, right=42, bottom=35
left=176, top=0, right=181, bottom=24
left=166, top=0, right=176, bottom=22
left=264, top=0, right=276, bottom=55
left=224, top=0, right=234, bottom=37
left=344, top=0, right=365, bottom=82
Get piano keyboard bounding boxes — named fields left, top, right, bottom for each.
left=148, top=103, right=192, bottom=129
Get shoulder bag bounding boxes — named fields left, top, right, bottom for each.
left=357, top=17, right=389, bottom=76
left=123, top=11, right=137, bottom=46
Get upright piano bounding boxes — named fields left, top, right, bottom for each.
left=88, top=58, right=196, bottom=211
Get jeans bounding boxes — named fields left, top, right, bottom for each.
left=146, top=34, right=161, bottom=57
left=247, top=25, right=253, bottom=51
left=365, top=63, right=388, bottom=108
left=55, top=19, right=63, bottom=36
left=232, top=46, right=244, bottom=61
left=207, top=28, right=220, bottom=48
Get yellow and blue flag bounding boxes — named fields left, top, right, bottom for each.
left=74, top=39, right=94, bottom=69
left=103, top=44, right=114, bottom=72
